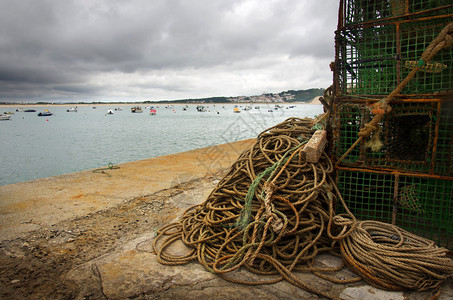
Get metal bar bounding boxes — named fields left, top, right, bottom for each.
left=358, top=13, right=453, bottom=29
left=336, top=166, right=453, bottom=181
left=392, top=173, right=399, bottom=225
left=342, top=7, right=453, bottom=29
left=396, top=23, right=401, bottom=84
left=335, top=97, right=442, bottom=103
left=430, top=101, right=442, bottom=174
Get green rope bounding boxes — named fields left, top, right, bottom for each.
left=235, top=141, right=308, bottom=230
left=235, top=164, right=278, bottom=229
left=312, top=123, right=324, bottom=131
left=92, top=162, right=120, bottom=177
left=417, top=59, right=425, bottom=67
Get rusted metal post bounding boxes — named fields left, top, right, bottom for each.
left=392, top=173, right=399, bottom=225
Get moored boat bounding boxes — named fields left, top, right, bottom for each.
left=0, top=114, right=11, bottom=120
left=38, top=110, right=53, bottom=116
left=149, top=109, right=157, bottom=115
left=106, top=109, right=114, bottom=115
left=131, top=106, right=143, bottom=113
left=233, top=107, right=241, bottom=113
left=196, top=105, right=207, bottom=112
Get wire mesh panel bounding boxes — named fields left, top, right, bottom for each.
left=337, top=169, right=453, bottom=249
left=338, top=25, right=398, bottom=95
left=400, top=19, right=453, bottom=94
left=397, top=175, right=453, bottom=243
left=344, top=0, right=453, bottom=25
left=332, top=100, right=453, bottom=176
left=334, top=0, right=453, bottom=250
left=337, top=7, right=452, bottom=96
left=337, top=170, right=394, bottom=222
left=434, top=97, right=453, bottom=175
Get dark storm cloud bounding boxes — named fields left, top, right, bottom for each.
left=0, top=0, right=339, bottom=102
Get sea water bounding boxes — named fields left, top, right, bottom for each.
left=0, top=104, right=323, bottom=185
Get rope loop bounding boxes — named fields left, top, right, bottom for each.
left=153, top=117, right=453, bottom=298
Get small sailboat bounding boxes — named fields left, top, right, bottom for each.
left=233, top=107, right=241, bottom=113
left=149, top=109, right=157, bottom=115
left=106, top=109, right=114, bottom=115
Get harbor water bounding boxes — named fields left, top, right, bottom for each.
left=0, top=103, right=322, bottom=185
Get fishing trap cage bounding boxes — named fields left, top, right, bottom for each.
left=330, top=0, right=453, bottom=249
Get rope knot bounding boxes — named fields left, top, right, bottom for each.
left=262, top=182, right=284, bottom=233
left=358, top=122, right=380, bottom=138
left=371, top=100, right=392, bottom=115
left=263, top=182, right=277, bottom=216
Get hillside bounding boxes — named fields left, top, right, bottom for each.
left=146, top=88, right=325, bottom=104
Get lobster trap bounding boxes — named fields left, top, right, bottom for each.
left=336, top=169, right=453, bottom=248
left=331, top=0, right=453, bottom=248
left=337, top=2, right=453, bottom=95
left=332, top=99, right=453, bottom=176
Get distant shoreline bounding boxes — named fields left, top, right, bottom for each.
left=1, top=99, right=322, bottom=108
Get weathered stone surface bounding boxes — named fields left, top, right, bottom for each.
left=340, top=286, right=404, bottom=300
left=98, top=250, right=216, bottom=299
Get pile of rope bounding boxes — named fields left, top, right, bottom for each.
left=340, top=220, right=453, bottom=291
left=153, top=118, right=453, bottom=299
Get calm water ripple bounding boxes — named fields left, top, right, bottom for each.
left=0, top=104, right=322, bottom=185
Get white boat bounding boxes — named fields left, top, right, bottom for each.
left=106, top=109, right=114, bottom=115
left=67, top=106, right=77, bottom=112
left=0, top=114, right=11, bottom=120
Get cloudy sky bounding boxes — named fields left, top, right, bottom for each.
left=0, top=0, right=339, bottom=102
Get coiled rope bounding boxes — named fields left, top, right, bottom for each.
left=339, top=219, right=453, bottom=291
left=153, top=118, right=453, bottom=299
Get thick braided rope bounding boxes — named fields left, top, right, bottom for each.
left=339, top=220, right=453, bottom=291
left=153, top=117, right=453, bottom=299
